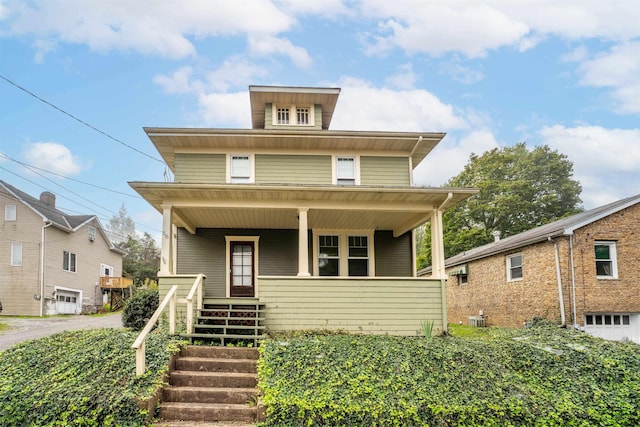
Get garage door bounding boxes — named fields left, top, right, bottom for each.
left=56, top=290, right=81, bottom=314
left=584, top=313, right=636, bottom=342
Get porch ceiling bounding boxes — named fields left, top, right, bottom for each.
left=130, top=182, right=478, bottom=236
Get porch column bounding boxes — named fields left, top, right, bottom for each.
left=297, top=208, right=310, bottom=276
left=160, top=205, right=174, bottom=275
left=431, top=209, right=446, bottom=278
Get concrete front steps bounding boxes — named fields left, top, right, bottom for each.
left=158, top=346, right=260, bottom=424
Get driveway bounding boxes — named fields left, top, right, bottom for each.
left=0, top=313, right=122, bottom=352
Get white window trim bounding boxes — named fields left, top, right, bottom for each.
left=332, top=155, right=361, bottom=185
left=595, top=241, right=618, bottom=279
left=11, top=242, right=22, bottom=266
left=506, top=253, right=523, bottom=282
left=312, top=229, right=375, bottom=277
left=226, top=154, right=255, bottom=184
left=63, top=250, right=77, bottom=273
left=100, top=263, right=114, bottom=277
left=224, top=236, right=260, bottom=297
left=272, top=104, right=315, bottom=127
left=5, top=205, right=17, bottom=221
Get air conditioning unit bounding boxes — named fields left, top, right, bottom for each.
left=469, top=316, right=486, bottom=327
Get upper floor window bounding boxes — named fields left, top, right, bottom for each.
left=88, top=226, right=97, bottom=241
left=63, top=250, right=77, bottom=273
left=5, top=205, right=16, bottom=221
left=229, top=155, right=253, bottom=183
left=11, top=242, right=22, bottom=266
left=101, top=263, right=114, bottom=277
left=273, top=104, right=314, bottom=126
left=336, top=156, right=356, bottom=185
left=507, top=253, right=523, bottom=281
left=595, top=241, right=617, bottom=279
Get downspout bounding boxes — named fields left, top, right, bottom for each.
left=549, top=237, right=566, bottom=326
left=40, top=221, right=53, bottom=317
left=569, top=234, right=578, bottom=329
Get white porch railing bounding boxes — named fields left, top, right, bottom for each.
left=131, top=273, right=205, bottom=376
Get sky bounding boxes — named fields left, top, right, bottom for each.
left=1, top=0, right=639, bottom=242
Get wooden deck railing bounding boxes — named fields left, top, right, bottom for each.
left=131, top=273, right=205, bottom=376
left=100, top=276, right=134, bottom=288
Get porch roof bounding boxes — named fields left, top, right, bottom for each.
left=129, top=182, right=478, bottom=237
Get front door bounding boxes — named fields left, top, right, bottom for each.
left=230, top=241, right=255, bottom=297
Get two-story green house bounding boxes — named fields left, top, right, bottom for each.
left=130, top=85, right=477, bottom=341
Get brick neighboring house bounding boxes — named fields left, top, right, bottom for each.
left=419, top=194, right=640, bottom=343
left=1, top=180, right=125, bottom=316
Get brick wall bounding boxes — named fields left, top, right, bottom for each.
left=446, top=202, right=639, bottom=328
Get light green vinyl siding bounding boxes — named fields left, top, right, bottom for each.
left=259, top=277, right=446, bottom=336
left=174, top=153, right=226, bottom=183
left=264, top=103, right=323, bottom=130
left=255, top=154, right=332, bottom=184
left=360, top=156, right=410, bottom=186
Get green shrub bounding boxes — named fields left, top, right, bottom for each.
left=122, top=288, right=159, bottom=331
left=0, top=328, right=185, bottom=426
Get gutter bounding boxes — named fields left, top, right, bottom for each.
left=40, top=221, right=53, bottom=317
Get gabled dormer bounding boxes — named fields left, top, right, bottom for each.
left=249, top=85, right=340, bottom=130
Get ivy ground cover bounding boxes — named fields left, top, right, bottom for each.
left=0, top=328, right=183, bottom=426
left=258, top=324, right=640, bottom=426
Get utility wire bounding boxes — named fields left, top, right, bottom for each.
left=0, top=74, right=165, bottom=164
left=0, top=152, right=142, bottom=199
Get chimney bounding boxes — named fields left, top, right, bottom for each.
left=492, top=230, right=501, bottom=242
left=40, top=191, right=56, bottom=208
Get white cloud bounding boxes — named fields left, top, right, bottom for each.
left=538, top=125, right=640, bottom=207
left=358, top=0, right=640, bottom=58
left=3, top=0, right=293, bottom=59
left=153, top=66, right=200, bottom=94
left=23, top=142, right=85, bottom=175
left=439, top=58, right=484, bottom=85
left=248, top=35, right=312, bottom=69
left=197, top=91, right=251, bottom=128
left=413, top=130, right=500, bottom=187
left=331, top=77, right=468, bottom=132
left=577, top=41, right=640, bottom=114
left=385, top=63, right=418, bottom=90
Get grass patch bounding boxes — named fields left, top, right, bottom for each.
left=259, top=324, right=640, bottom=426
left=0, top=327, right=185, bottom=426
left=448, top=322, right=495, bottom=339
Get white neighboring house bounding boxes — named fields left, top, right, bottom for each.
left=0, top=180, right=125, bottom=316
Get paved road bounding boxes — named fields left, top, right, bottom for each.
left=0, top=313, right=122, bottom=352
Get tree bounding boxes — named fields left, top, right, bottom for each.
left=120, top=232, right=160, bottom=287
left=417, top=143, right=582, bottom=269
left=107, top=204, right=136, bottom=244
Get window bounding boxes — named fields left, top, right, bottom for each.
left=459, top=274, right=469, bottom=285
left=101, top=263, right=113, bottom=277
left=348, top=236, right=369, bottom=276
left=11, top=243, right=22, bottom=266
left=229, top=155, right=252, bottom=183
left=318, top=235, right=340, bottom=276
left=276, top=107, right=290, bottom=124
left=585, top=314, right=630, bottom=326
left=5, top=205, right=16, bottom=221
left=336, top=157, right=356, bottom=185
left=88, top=226, right=97, bottom=241
left=595, top=241, right=617, bottom=278
left=507, top=253, right=523, bottom=281
left=63, top=251, right=77, bottom=272
left=315, top=231, right=374, bottom=277
left=274, top=104, right=314, bottom=126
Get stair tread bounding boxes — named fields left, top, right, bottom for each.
left=161, top=402, right=255, bottom=409
left=178, top=357, right=256, bottom=362
left=172, top=370, right=257, bottom=377
left=165, top=386, right=257, bottom=392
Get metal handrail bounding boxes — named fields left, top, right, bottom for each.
left=131, top=285, right=178, bottom=376
left=185, top=274, right=205, bottom=335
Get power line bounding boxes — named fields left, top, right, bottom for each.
left=0, top=74, right=165, bottom=164
left=0, top=152, right=142, bottom=199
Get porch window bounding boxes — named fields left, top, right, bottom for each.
left=348, top=235, right=369, bottom=276
left=318, top=235, right=339, bottom=276
left=595, top=241, right=617, bottom=279
left=507, top=253, right=522, bottom=281
left=63, top=250, right=77, bottom=273
left=230, top=155, right=251, bottom=183
left=276, top=107, right=290, bottom=124
left=5, top=205, right=16, bottom=221
left=336, top=157, right=356, bottom=185
left=11, top=242, right=22, bottom=266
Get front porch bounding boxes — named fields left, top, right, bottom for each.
left=158, top=274, right=447, bottom=342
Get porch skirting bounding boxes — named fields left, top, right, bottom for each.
left=158, top=275, right=447, bottom=336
